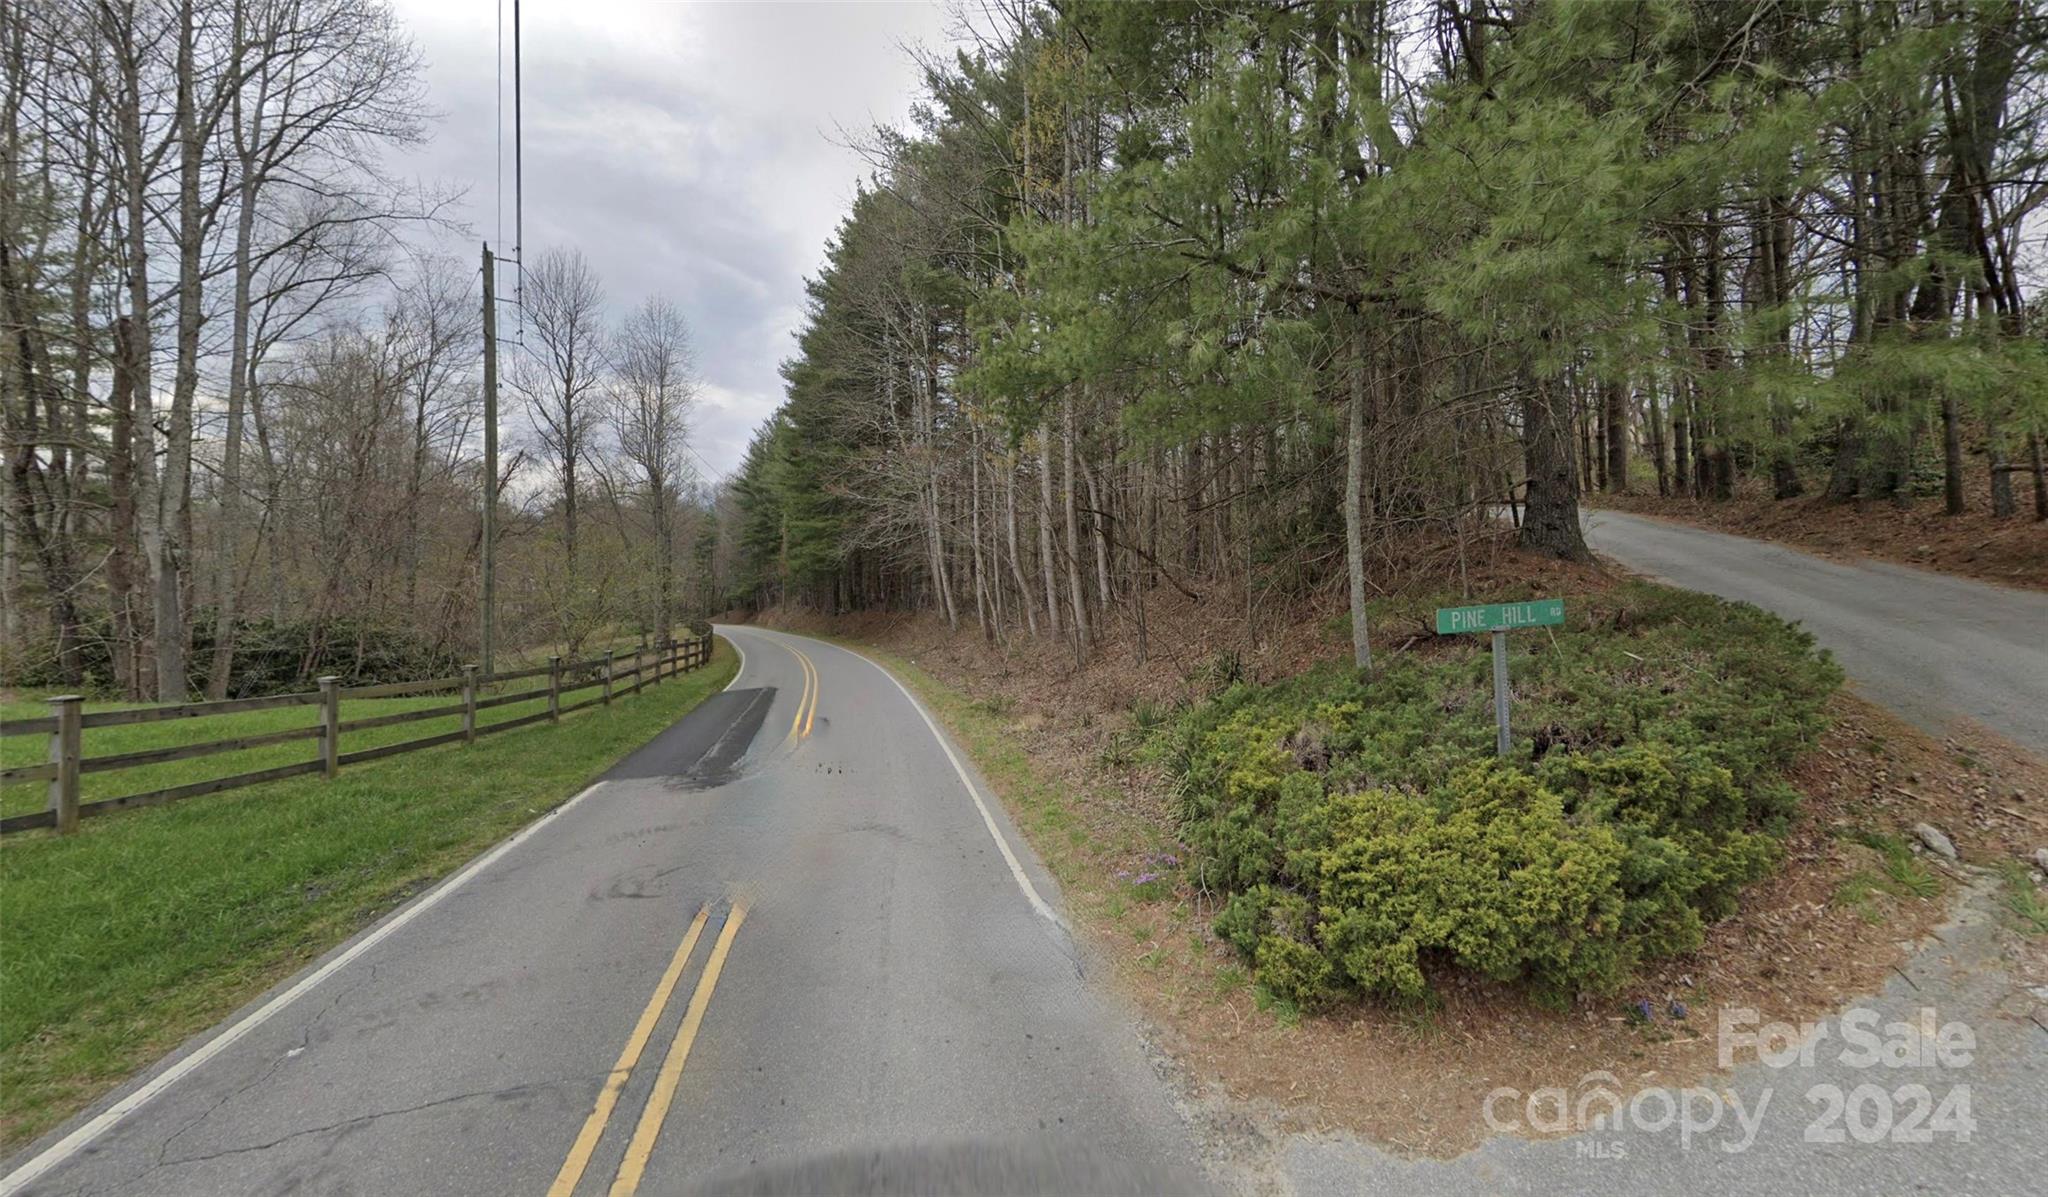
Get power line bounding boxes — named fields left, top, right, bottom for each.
left=514, top=0, right=525, bottom=347
left=495, top=0, right=502, bottom=255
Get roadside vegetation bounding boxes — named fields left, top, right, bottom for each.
left=0, top=642, right=735, bottom=1152
left=1162, top=584, right=1840, bottom=1010
left=786, top=573, right=2045, bottom=1154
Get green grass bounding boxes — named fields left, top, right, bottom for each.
left=1995, top=862, right=2048, bottom=936
left=0, top=655, right=702, bottom=820
left=1848, top=829, right=1943, bottom=898
left=0, top=641, right=736, bottom=1151
left=1832, top=829, right=1947, bottom=924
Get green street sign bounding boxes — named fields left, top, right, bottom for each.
left=1434, top=598, right=1565, bottom=635
left=1435, top=598, right=1566, bottom=758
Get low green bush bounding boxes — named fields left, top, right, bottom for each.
left=1166, top=581, right=1839, bottom=1009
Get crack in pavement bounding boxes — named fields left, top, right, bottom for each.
left=146, top=960, right=386, bottom=1178
left=151, top=1079, right=575, bottom=1171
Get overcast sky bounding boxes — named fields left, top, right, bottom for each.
left=384, top=0, right=953, bottom=483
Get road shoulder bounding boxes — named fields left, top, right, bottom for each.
left=751, top=614, right=2048, bottom=1184
left=0, top=642, right=741, bottom=1173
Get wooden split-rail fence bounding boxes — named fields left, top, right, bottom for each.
left=0, top=633, right=715, bottom=836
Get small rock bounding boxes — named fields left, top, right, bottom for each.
left=2033, top=847, right=2048, bottom=874
left=1915, top=823, right=1958, bottom=861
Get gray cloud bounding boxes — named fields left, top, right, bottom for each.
left=383, top=0, right=949, bottom=481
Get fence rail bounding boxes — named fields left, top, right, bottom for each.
left=0, top=632, right=715, bottom=836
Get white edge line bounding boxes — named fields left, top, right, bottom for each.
left=721, top=631, right=746, bottom=691
left=810, top=634, right=1069, bottom=934
left=5, top=637, right=748, bottom=1192
left=1, top=776, right=611, bottom=1195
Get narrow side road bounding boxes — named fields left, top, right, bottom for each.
left=1581, top=508, right=2048, bottom=754
left=2, top=628, right=1203, bottom=1196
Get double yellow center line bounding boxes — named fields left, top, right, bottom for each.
left=548, top=904, right=748, bottom=1197
left=786, top=645, right=819, bottom=741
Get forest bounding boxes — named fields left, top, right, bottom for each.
left=725, top=0, right=2048, bottom=664
left=2, top=0, right=712, bottom=701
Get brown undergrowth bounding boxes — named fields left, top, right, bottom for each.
left=750, top=537, right=2045, bottom=1157
left=1592, top=477, right=2048, bottom=592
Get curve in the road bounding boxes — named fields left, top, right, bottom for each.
left=1581, top=507, right=2048, bottom=754
left=2, top=626, right=1203, bottom=1197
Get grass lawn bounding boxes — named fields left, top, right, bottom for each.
left=0, top=640, right=735, bottom=1152
left=0, top=650, right=699, bottom=820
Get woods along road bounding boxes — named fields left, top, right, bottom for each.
left=6, top=521, right=2046, bottom=1197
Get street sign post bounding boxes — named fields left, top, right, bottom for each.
left=1433, top=599, right=1565, bottom=757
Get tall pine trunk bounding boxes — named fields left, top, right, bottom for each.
left=1004, top=460, right=1038, bottom=636
left=1344, top=325, right=1372, bottom=671
left=1037, top=421, right=1060, bottom=635
left=1520, top=364, right=1591, bottom=561
left=1062, top=391, right=1089, bottom=666
left=1603, top=379, right=1628, bottom=492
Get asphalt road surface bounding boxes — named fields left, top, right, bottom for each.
left=2, top=627, right=1204, bottom=1197
left=1580, top=508, right=2048, bottom=754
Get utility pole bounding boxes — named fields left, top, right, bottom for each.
left=481, top=242, right=499, bottom=678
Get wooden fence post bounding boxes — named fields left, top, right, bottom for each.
left=603, top=650, right=614, bottom=705
left=548, top=656, right=562, bottom=722
left=657, top=635, right=668, bottom=685
left=633, top=642, right=643, bottom=694
left=48, top=695, right=82, bottom=835
left=318, top=677, right=340, bottom=779
left=462, top=665, right=478, bottom=742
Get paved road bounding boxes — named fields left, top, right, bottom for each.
left=1, top=627, right=1203, bottom=1196
left=1580, top=508, right=2048, bottom=753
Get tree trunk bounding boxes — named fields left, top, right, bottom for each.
left=1344, top=326, right=1373, bottom=672
left=1062, top=391, right=1089, bottom=666
left=1003, top=460, right=1038, bottom=636
left=107, top=312, right=138, bottom=696
left=1037, top=421, right=1060, bottom=635
left=1941, top=395, right=1966, bottom=516
left=154, top=0, right=208, bottom=702
left=1578, top=383, right=1597, bottom=494
left=206, top=104, right=263, bottom=699
left=0, top=443, right=16, bottom=648
left=1672, top=411, right=1691, bottom=496
left=1645, top=380, right=1669, bottom=498
left=1824, top=423, right=1862, bottom=502
left=969, top=425, right=993, bottom=642
left=1603, top=379, right=1627, bottom=492
left=564, top=455, right=579, bottom=577
left=1080, top=448, right=1111, bottom=606
left=1519, top=368, right=1592, bottom=561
